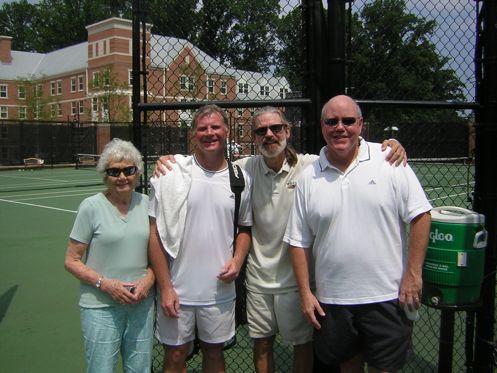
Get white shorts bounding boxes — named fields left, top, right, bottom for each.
left=246, top=290, right=313, bottom=345
left=155, top=300, right=235, bottom=346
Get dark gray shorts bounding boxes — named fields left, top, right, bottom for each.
left=313, top=300, right=413, bottom=371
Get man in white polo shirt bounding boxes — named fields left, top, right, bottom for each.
left=284, top=95, right=432, bottom=373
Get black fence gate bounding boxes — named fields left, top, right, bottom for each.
left=131, top=1, right=497, bottom=372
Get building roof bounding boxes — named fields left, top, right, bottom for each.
left=1, top=43, right=87, bottom=80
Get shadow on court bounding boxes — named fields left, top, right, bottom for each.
left=0, top=285, right=18, bottom=324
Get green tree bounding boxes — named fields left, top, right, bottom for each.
left=89, top=66, right=131, bottom=122
left=147, top=0, right=197, bottom=41
left=226, top=0, right=279, bottom=72
left=0, top=0, right=40, bottom=51
left=194, top=0, right=235, bottom=66
left=275, top=6, right=303, bottom=91
left=32, top=0, right=132, bottom=52
left=348, top=0, right=465, bottom=123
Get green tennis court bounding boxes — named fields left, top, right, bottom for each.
left=0, top=167, right=104, bottom=372
left=0, top=163, right=482, bottom=372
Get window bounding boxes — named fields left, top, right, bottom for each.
left=57, top=80, right=62, bottom=95
left=207, top=79, right=215, bottom=94
left=34, top=105, right=40, bottom=119
left=279, top=88, right=288, bottom=99
left=51, top=104, right=56, bottom=117
left=128, top=70, right=133, bottom=86
left=70, top=77, right=76, bottom=93
left=103, top=70, right=110, bottom=87
left=238, top=83, right=248, bottom=94
left=50, top=81, right=55, bottom=96
left=57, top=103, right=62, bottom=117
left=93, top=72, right=100, bottom=88
left=180, top=76, right=194, bottom=91
left=259, top=85, right=269, bottom=96
left=0, top=106, right=8, bottom=119
left=36, top=84, right=43, bottom=97
left=238, top=125, right=244, bottom=137
left=92, top=98, right=98, bottom=113
left=18, top=85, right=26, bottom=99
left=79, top=100, right=84, bottom=114
left=71, top=102, right=77, bottom=115
left=0, top=85, right=7, bottom=98
left=19, top=107, right=27, bottom=119
left=78, top=76, right=84, bottom=91
left=220, top=81, right=227, bottom=95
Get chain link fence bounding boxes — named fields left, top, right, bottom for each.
left=129, top=0, right=495, bottom=372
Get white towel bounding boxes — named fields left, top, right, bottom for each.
left=150, top=155, right=193, bottom=258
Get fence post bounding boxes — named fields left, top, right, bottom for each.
left=473, top=0, right=497, bottom=371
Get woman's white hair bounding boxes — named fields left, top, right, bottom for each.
left=96, top=138, right=144, bottom=176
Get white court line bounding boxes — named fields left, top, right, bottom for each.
left=0, top=198, right=77, bottom=213
left=429, top=192, right=471, bottom=202
left=0, top=187, right=102, bottom=199
left=0, top=174, right=71, bottom=183
left=13, top=192, right=96, bottom=202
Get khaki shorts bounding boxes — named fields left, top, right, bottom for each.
left=155, top=300, right=235, bottom=346
left=246, top=290, right=313, bottom=345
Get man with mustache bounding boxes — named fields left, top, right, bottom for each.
left=156, top=105, right=407, bottom=373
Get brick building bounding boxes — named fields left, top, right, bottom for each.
left=0, top=17, right=290, bottom=124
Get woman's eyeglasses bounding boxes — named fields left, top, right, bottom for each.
left=323, top=117, right=358, bottom=127
left=105, top=166, right=137, bottom=177
left=253, top=124, right=287, bottom=136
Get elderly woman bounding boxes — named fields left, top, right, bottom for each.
left=64, top=138, right=155, bottom=373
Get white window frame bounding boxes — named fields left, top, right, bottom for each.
left=220, top=81, right=227, bottom=95
left=92, top=97, right=98, bottom=113
left=18, top=85, right=26, bottom=99
left=70, top=77, right=76, bottom=93
left=78, top=75, right=84, bottom=91
left=207, top=79, right=215, bottom=94
left=238, top=82, right=249, bottom=94
left=180, top=75, right=194, bottom=92
left=51, top=104, right=56, bottom=118
left=19, top=106, right=27, bottom=120
left=0, top=106, right=8, bottom=119
left=0, top=84, right=8, bottom=98
left=50, top=81, right=56, bottom=96
left=57, top=103, right=62, bottom=117
left=93, top=72, right=100, bottom=88
left=279, top=88, right=288, bottom=99
left=79, top=100, right=84, bottom=114
left=36, top=84, right=43, bottom=97
left=57, top=80, right=62, bottom=95
left=260, top=85, right=269, bottom=96
left=71, top=102, right=77, bottom=115
left=128, top=70, right=133, bottom=87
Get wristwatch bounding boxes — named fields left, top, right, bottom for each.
left=95, top=276, right=104, bottom=289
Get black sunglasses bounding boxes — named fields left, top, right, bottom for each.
left=105, top=166, right=138, bottom=177
left=253, top=124, right=287, bottom=136
left=323, top=117, right=358, bottom=126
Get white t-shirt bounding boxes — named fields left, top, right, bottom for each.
left=284, top=141, right=432, bottom=305
left=150, top=158, right=252, bottom=306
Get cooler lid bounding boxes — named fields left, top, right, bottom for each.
left=431, top=206, right=485, bottom=224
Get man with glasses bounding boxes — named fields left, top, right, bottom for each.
left=284, top=95, right=431, bottom=373
left=156, top=105, right=406, bottom=373
left=148, top=105, right=253, bottom=373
